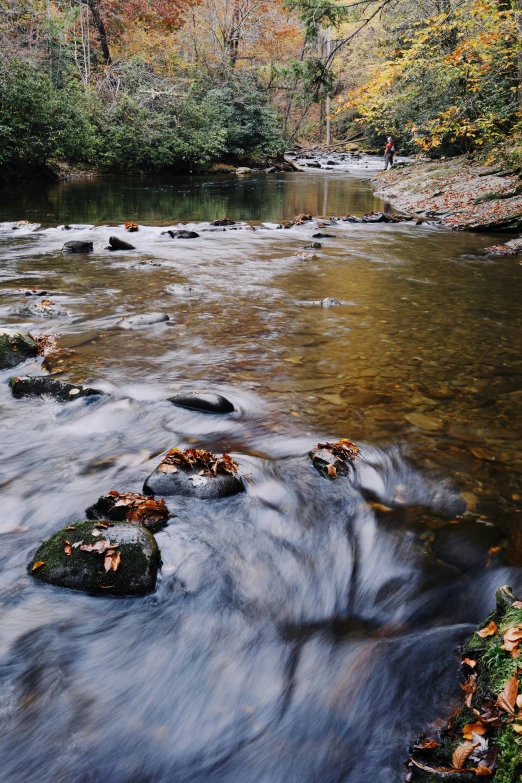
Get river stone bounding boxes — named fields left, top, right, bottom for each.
left=28, top=520, right=160, bottom=596
left=165, top=284, right=194, bottom=295
left=0, top=329, right=38, bottom=370
left=107, top=236, right=135, bottom=251
left=143, top=463, right=244, bottom=499
left=165, top=230, right=199, bottom=239
left=312, top=233, right=337, bottom=238
left=309, top=447, right=352, bottom=478
left=314, top=298, right=341, bottom=308
left=86, top=493, right=170, bottom=532
left=119, top=312, right=170, bottom=329
left=404, top=412, right=444, bottom=431
left=167, top=391, right=235, bottom=414
left=212, top=218, right=236, bottom=226
left=62, top=241, right=94, bottom=253
left=16, top=301, right=68, bottom=318
left=9, top=375, right=105, bottom=401
left=236, top=167, right=253, bottom=174
left=430, top=520, right=502, bottom=571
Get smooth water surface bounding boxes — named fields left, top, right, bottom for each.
left=1, top=157, right=522, bottom=783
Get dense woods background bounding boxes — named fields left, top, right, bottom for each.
left=1, top=0, right=521, bottom=177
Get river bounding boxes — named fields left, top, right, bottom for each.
left=1, top=157, right=522, bottom=783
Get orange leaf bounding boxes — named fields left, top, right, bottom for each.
left=452, top=741, right=478, bottom=770
left=462, top=722, right=487, bottom=740
left=327, top=464, right=337, bottom=478
left=462, top=658, right=477, bottom=668
left=413, top=738, right=438, bottom=749
left=472, top=766, right=493, bottom=776
left=32, top=561, right=45, bottom=570
left=496, top=675, right=518, bottom=715
left=477, top=621, right=498, bottom=638
left=512, top=724, right=522, bottom=733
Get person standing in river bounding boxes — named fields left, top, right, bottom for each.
left=383, top=136, right=396, bottom=170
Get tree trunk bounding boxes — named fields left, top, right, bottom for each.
left=85, top=0, right=111, bottom=65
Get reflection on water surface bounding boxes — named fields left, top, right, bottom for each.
left=1, top=161, right=522, bottom=783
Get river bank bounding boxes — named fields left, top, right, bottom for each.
left=373, top=156, right=522, bottom=231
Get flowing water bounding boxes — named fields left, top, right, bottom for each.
left=1, top=157, right=522, bottom=783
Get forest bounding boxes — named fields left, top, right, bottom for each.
left=0, top=0, right=521, bottom=176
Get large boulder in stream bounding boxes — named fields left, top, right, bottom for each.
left=167, top=391, right=235, bottom=414
left=9, top=375, right=105, bottom=402
left=107, top=236, right=135, bottom=251
left=86, top=490, right=170, bottom=532
left=0, top=329, right=38, bottom=370
left=28, top=520, right=160, bottom=596
left=430, top=520, right=502, bottom=571
left=119, top=313, right=170, bottom=329
left=62, top=241, right=93, bottom=253
left=143, top=447, right=244, bottom=499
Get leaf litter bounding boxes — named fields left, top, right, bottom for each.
left=158, top=447, right=239, bottom=477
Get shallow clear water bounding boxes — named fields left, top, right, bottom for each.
left=1, top=157, right=522, bottom=783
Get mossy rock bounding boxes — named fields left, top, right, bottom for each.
left=9, top=375, right=105, bottom=401
left=143, top=465, right=244, bottom=499
left=28, top=521, right=160, bottom=596
left=0, top=329, right=38, bottom=370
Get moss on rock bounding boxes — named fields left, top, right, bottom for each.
left=28, top=520, right=160, bottom=596
left=0, top=329, right=38, bottom=370
left=406, top=586, right=522, bottom=781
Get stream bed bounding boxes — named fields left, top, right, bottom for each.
left=1, top=157, right=522, bottom=782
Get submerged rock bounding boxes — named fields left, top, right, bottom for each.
left=28, top=520, right=160, bottom=596
left=62, top=241, right=94, bottom=253
left=164, top=230, right=200, bottom=239
left=119, top=312, right=170, bottom=329
left=165, top=284, right=194, bottom=295
left=167, top=390, right=234, bottom=414
left=430, top=520, right=502, bottom=571
left=86, top=490, right=170, bottom=532
left=314, top=298, right=341, bottom=308
left=107, top=236, right=135, bottom=251
left=143, top=447, right=244, bottom=499
left=312, top=233, right=337, bottom=238
left=9, top=375, right=105, bottom=401
left=0, top=329, right=38, bottom=370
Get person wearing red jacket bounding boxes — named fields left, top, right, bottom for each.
left=384, top=136, right=396, bottom=170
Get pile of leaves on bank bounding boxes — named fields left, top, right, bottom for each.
left=159, top=447, right=239, bottom=477
left=405, top=586, right=522, bottom=781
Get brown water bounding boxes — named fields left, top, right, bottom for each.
left=1, top=159, right=522, bottom=783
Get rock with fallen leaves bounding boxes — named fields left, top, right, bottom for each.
left=143, top=447, right=244, bottom=499
left=167, top=390, right=235, bottom=414
left=309, top=438, right=360, bottom=479
left=86, top=490, right=170, bottom=531
left=211, top=217, right=235, bottom=226
left=9, top=375, right=105, bottom=402
left=0, top=328, right=38, bottom=370
left=28, top=520, right=160, bottom=596
left=125, top=221, right=139, bottom=232
left=406, top=585, right=522, bottom=781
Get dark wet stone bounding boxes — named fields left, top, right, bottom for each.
left=167, top=391, right=234, bottom=414
left=86, top=493, right=170, bottom=532
left=304, top=161, right=321, bottom=168
left=0, top=330, right=38, bottom=370
left=326, top=160, right=336, bottom=165
left=18, top=288, right=48, bottom=296
left=342, top=216, right=362, bottom=223
left=212, top=218, right=236, bottom=226
left=119, top=312, right=170, bottom=329
left=309, top=447, right=351, bottom=478
left=107, top=236, right=135, bottom=251
left=143, top=463, right=244, bottom=499
left=28, top=520, right=160, bottom=596
left=9, top=375, right=105, bottom=401
left=62, top=241, right=93, bottom=253
left=312, top=233, right=337, bottom=238
left=431, top=520, right=502, bottom=571
left=164, top=230, right=200, bottom=239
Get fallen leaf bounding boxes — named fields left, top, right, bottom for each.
left=408, top=758, right=453, bottom=774
left=452, top=741, right=479, bottom=770
left=104, top=550, right=121, bottom=572
left=512, top=724, right=522, bottom=733
left=512, top=600, right=522, bottom=608
left=472, top=766, right=493, bottom=776
left=64, top=525, right=76, bottom=531
left=463, top=673, right=478, bottom=707
left=159, top=463, right=178, bottom=474
left=72, top=540, right=83, bottom=548
left=477, top=621, right=498, bottom=638
left=516, top=694, right=522, bottom=709
left=80, top=539, right=119, bottom=554
left=471, top=447, right=496, bottom=462
left=62, top=538, right=72, bottom=556
left=327, top=464, right=337, bottom=478
left=463, top=722, right=487, bottom=740
left=32, top=561, right=45, bottom=570
left=413, top=738, right=438, bottom=749
left=496, top=675, right=518, bottom=715
left=462, top=658, right=477, bottom=668
left=501, top=625, right=522, bottom=657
